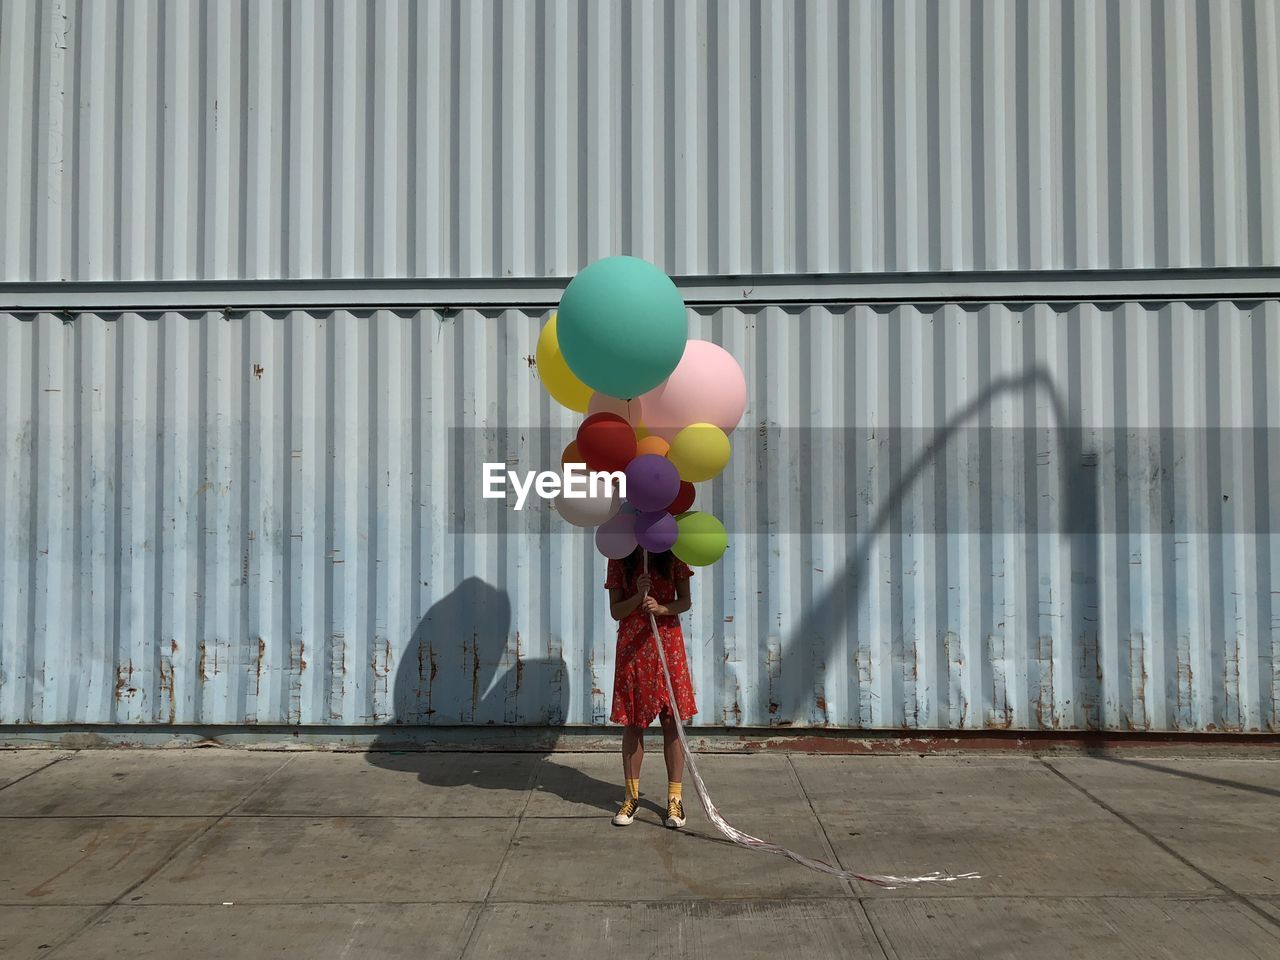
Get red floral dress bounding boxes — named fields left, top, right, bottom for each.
left=606, top=557, right=698, bottom=727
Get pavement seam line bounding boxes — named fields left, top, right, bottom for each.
left=786, top=754, right=895, bottom=960
left=35, top=753, right=301, bottom=958
left=0, top=893, right=1266, bottom=908
left=454, top=753, right=541, bottom=960
left=0, top=751, right=75, bottom=793
left=32, top=812, right=581, bottom=828
left=1039, top=758, right=1280, bottom=937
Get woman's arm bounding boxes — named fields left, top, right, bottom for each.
left=642, top=578, right=691, bottom=617
left=609, top=586, right=644, bottom=621
left=667, top=578, right=692, bottom=615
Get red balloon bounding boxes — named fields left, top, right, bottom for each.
left=576, top=412, right=637, bottom=473
left=666, top=480, right=696, bottom=515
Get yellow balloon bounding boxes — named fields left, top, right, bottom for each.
left=536, top=313, right=592, bottom=412
left=667, top=422, right=730, bottom=482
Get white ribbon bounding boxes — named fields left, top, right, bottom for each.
left=641, top=550, right=980, bottom=889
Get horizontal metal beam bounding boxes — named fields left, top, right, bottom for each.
left=4, top=724, right=1279, bottom=752
left=2, top=268, right=1278, bottom=313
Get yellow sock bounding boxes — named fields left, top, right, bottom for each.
left=625, top=778, right=640, bottom=800
left=667, top=780, right=682, bottom=800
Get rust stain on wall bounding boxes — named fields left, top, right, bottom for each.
left=328, top=632, right=346, bottom=720
left=159, top=644, right=176, bottom=723
left=254, top=637, right=266, bottom=696
left=765, top=641, right=782, bottom=723
left=422, top=642, right=438, bottom=717
left=288, top=636, right=305, bottom=725
left=114, top=661, right=137, bottom=701
left=371, top=637, right=391, bottom=710
left=469, top=637, right=481, bottom=714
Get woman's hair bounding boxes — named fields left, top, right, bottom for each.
left=619, top=546, right=674, bottom=586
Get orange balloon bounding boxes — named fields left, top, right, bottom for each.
left=561, top=440, right=584, bottom=465
left=635, top=435, right=670, bottom=458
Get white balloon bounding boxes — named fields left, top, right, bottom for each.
left=553, top=487, right=620, bottom=527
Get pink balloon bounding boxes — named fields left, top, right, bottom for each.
left=637, top=340, right=746, bottom=441
left=587, top=392, right=644, bottom=427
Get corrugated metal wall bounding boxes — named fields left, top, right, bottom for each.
left=2, top=0, right=1277, bottom=733
left=2, top=0, right=1278, bottom=281
left=2, top=304, right=1277, bottom=730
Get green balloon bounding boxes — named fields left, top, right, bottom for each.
left=671, top=511, right=728, bottom=567
left=557, top=256, right=688, bottom=398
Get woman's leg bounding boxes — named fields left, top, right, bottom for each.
left=613, top=725, right=646, bottom=824
left=658, top=708, right=684, bottom=784
left=622, top=725, right=645, bottom=782
left=658, top=708, right=686, bottom=827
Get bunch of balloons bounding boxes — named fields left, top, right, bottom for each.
left=536, top=256, right=746, bottom=567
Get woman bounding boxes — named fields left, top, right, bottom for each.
left=605, top=545, right=697, bottom=828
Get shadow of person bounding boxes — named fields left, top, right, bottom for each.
left=367, top=576, right=619, bottom=813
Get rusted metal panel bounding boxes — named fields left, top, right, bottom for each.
left=4, top=726, right=1278, bottom=753
left=1, top=302, right=1276, bottom=731
left=2, top=0, right=1278, bottom=282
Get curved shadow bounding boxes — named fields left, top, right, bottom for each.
left=367, top=576, right=618, bottom=813
left=776, top=366, right=1099, bottom=727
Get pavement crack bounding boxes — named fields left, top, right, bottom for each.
left=786, top=754, right=893, bottom=960
left=455, top=752, right=540, bottom=960
left=0, top=751, right=75, bottom=793
left=35, top=753, right=300, bottom=958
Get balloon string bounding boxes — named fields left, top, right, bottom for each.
left=640, top=550, right=980, bottom=890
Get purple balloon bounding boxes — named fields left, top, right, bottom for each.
left=634, top=510, right=678, bottom=552
left=625, top=454, right=681, bottom=513
left=595, top=512, right=638, bottom=560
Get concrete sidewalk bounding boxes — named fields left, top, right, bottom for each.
left=1, top=749, right=1277, bottom=959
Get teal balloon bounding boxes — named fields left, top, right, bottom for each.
left=556, top=256, right=688, bottom=398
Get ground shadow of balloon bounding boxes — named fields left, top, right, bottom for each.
left=367, top=576, right=619, bottom=813
left=772, top=366, right=1100, bottom=728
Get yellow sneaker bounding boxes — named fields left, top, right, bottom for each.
left=612, top=796, right=640, bottom=826
left=664, top=796, right=686, bottom=828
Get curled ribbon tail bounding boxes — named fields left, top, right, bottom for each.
left=640, top=549, right=980, bottom=889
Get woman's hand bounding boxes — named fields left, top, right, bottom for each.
left=641, top=595, right=669, bottom=616
left=636, top=573, right=652, bottom=595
